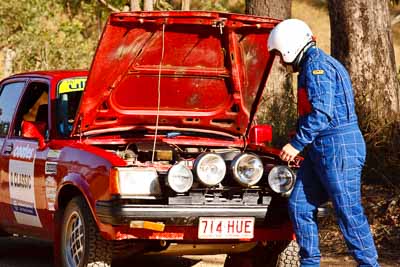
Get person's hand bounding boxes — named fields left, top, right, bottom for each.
left=280, top=143, right=300, bottom=162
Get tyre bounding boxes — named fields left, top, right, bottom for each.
left=224, top=240, right=300, bottom=267
left=275, top=240, right=300, bottom=267
left=61, top=196, right=112, bottom=267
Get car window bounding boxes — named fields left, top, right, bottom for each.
left=0, top=82, right=25, bottom=137
left=56, top=77, right=86, bottom=137
left=12, top=82, right=49, bottom=138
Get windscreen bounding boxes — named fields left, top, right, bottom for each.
left=56, top=77, right=86, bottom=136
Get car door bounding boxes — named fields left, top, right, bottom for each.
left=0, top=79, right=51, bottom=238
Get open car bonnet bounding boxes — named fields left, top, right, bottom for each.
left=73, top=11, right=279, bottom=138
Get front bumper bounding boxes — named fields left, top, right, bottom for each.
left=96, top=200, right=269, bottom=226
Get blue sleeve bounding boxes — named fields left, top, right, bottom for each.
left=290, top=62, right=335, bottom=151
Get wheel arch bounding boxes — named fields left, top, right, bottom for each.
left=57, top=184, right=86, bottom=212
left=56, top=173, right=95, bottom=214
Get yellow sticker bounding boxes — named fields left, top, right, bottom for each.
left=58, top=77, right=87, bottom=94
left=312, top=70, right=324, bottom=75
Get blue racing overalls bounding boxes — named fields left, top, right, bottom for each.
left=288, top=47, right=379, bottom=267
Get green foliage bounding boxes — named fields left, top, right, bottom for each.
left=155, top=0, right=174, bottom=10
left=191, top=0, right=244, bottom=12
left=0, top=0, right=245, bottom=76
left=0, top=0, right=106, bottom=74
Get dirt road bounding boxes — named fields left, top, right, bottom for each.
left=0, top=236, right=397, bottom=267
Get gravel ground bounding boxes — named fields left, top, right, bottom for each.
left=0, top=236, right=397, bottom=267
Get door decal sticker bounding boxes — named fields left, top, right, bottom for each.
left=9, top=141, right=42, bottom=227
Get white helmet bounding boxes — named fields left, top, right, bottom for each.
left=268, top=19, right=313, bottom=64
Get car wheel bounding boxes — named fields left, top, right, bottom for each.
left=224, top=240, right=300, bottom=267
left=61, top=196, right=112, bottom=267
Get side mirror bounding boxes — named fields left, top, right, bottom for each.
left=21, top=120, right=47, bottom=150
left=248, top=124, right=272, bottom=145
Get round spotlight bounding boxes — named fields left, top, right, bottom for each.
left=194, top=153, right=226, bottom=186
left=267, top=166, right=295, bottom=193
left=231, top=153, right=264, bottom=187
left=167, top=163, right=193, bottom=193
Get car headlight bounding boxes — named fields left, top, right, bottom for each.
left=267, top=166, right=295, bottom=193
left=194, top=153, right=226, bottom=186
left=111, top=167, right=161, bottom=196
left=231, top=153, right=264, bottom=187
left=167, top=162, right=193, bottom=193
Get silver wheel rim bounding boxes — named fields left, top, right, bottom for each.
left=65, top=210, right=85, bottom=267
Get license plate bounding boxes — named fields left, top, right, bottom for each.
left=198, top=217, right=254, bottom=239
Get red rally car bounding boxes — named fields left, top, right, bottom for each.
left=0, top=11, right=304, bottom=267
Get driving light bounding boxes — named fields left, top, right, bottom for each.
left=112, top=167, right=161, bottom=196
left=267, top=166, right=295, bottom=193
left=231, top=153, right=264, bottom=187
left=194, top=153, right=226, bottom=186
left=167, top=162, right=193, bottom=193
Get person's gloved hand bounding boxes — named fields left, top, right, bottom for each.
left=280, top=143, right=300, bottom=162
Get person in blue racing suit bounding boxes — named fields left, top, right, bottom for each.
left=267, top=19, right=380, bottom=267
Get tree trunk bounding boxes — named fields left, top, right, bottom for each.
left=246, top=0, right=292, bottom=17
left=182, top=0, right=190, bottom=11
left=328, top=0, right=400, bottom=182
left=143, top=0, right=154, bottom=11
left=3, top=48, right=16, bottom=77
left=328, top=0, right=400, bottom=123
left=245, top=0, right=294, bottom=145
left=131, top=0, right=141, bottom=11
